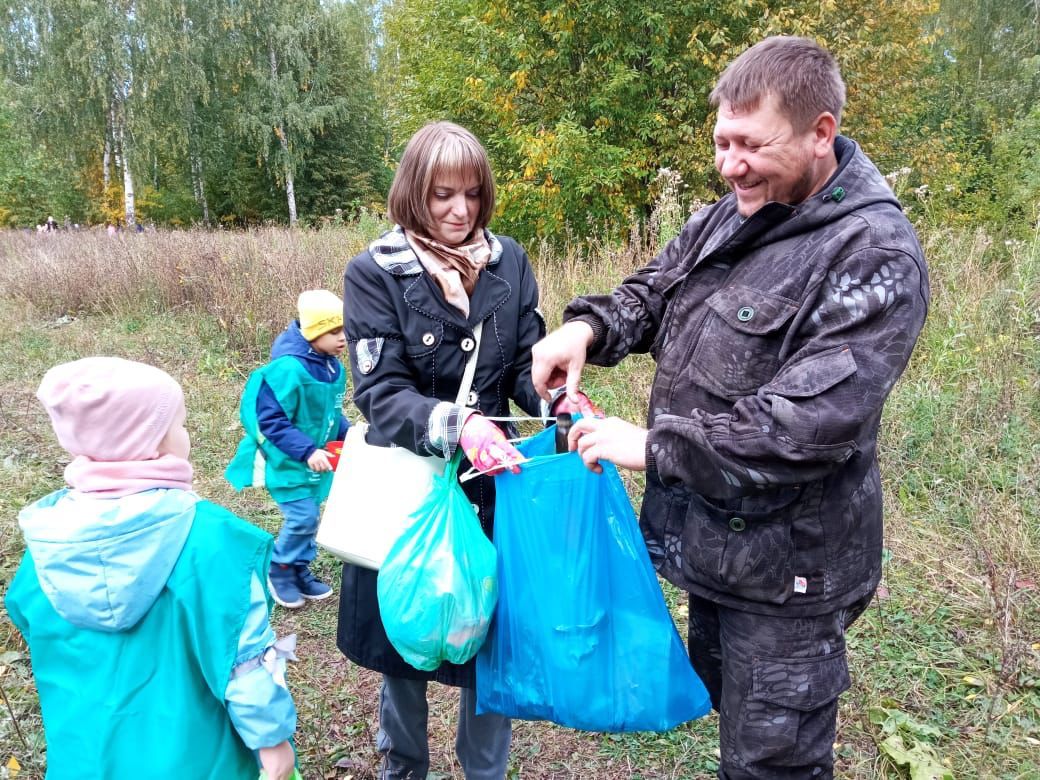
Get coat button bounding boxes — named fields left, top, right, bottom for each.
left=729, top=516, right=746, bottom=532
left=421, top=332, right=435, bottom=346
left=471, top=503, right=480, bottom=515
left=737, top=306, right=755, bottom=322
left=466, top=390, right=478, bottom=406
left=460, top=337, right=476, bottom=352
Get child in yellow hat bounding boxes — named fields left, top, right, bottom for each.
left=226, top=290, right=350, bottom=608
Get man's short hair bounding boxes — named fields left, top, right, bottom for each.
left=709, top=36, right=846, bottom=130
left=387, top=121, right=496, bottom=235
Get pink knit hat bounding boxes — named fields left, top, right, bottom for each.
left=37, top=357, right=184, bottom=462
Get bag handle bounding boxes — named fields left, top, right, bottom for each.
left=443, top=445, right=467, bottom=482
left=454, top=321, right=483, bottom=406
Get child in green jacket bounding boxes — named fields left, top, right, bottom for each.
left=226, top=289, right=349, bottom=608
left=6, top=357, right=297, bottom=780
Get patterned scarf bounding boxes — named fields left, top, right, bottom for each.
left=406, top=231, right=491, bottom=317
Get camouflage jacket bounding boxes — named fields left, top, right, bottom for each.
left=566, top=137, right=929, bottom=616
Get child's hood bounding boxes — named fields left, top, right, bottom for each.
left=17, top=488, right=198, bottom=632
left=271, top=320, right=342, bottom=380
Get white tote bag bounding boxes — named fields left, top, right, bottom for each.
left=317, top=322, right=483, bottom=569
left=316, top=422, right=445, bottom=569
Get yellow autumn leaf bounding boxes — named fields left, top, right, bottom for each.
left=7, top=755, right=21, bottom=774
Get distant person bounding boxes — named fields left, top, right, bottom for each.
left=226, top=290, right=350, bottom=609
left=5, top=357, right=298, bottom=779
left=44, top=215, right=57, bottom=232
left=532, top=36, right=929, bottom=778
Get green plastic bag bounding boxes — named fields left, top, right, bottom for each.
left=377, top=451, right=498, bottom=670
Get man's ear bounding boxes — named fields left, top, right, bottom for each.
left=811, top=112, right=838, bottom=158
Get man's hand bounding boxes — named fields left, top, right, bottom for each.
left=306, top=448, right=334, bottom=472
left=258, top=740, right=296, bottom=780
left=531, top=320, right=595, bottom=402
left=567, top=416, right=648, bottom=474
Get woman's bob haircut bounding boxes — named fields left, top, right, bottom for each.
left=387, top=121, right=496, bottom=237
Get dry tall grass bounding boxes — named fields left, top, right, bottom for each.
left=1, top=218, right=1038, bottom=778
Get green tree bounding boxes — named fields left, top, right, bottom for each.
left=0, top=0, right=188, bottom=226
left=385, top=0, right=938, bottom=243
left=228, top=0, right=351, bottom=225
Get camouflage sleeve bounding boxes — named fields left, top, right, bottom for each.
left=562, top=207, right=714, bottom=365
left=648, top=244, right=929, bottom=498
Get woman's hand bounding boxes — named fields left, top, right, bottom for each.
left=551, top=389, right=604, bottom=419
left=459, top=415, right=524, bottom=475
left=258, top=740, right=296, bottom=780
left=567, top=416, right=648, bottom=474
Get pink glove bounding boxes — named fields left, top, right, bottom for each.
left=459, top=415, right=523, bottom=475
left=552, top=390, right=604, bottom=419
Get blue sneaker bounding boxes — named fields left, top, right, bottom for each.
left=268, top=563, right=305, bottom=608
left=295, top=563, right=333, bottom=600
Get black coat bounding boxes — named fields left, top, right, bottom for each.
left=336, top=227, right=544, bottom=686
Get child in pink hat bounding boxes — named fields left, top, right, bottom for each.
left=5, top=357, right=299, bottom=779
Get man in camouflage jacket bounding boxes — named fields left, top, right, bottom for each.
left=532, top=36, right=929, bottom=779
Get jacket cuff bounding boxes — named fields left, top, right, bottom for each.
left=645, top=429, right=659, bottom=476
left=565, top=314, right=606, bottom=353
left=427, top=402, right=479, bottom=459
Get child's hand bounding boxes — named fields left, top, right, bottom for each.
left=258, top=740, right=296, bottom=780
left=307, top=448, right=334, bottom=472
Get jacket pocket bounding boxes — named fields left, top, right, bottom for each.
left=750, top=648, right=851, bottom=712
left=689, top=284, right=798, bottom=399
left=404, top=321, right=444, bottom=358
left=640, top=470, right=690, bottom=571
left=680, top=490, right=799, bottom=604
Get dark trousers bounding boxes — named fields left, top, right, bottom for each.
left=687, top=593, right=872, bottom=779
left=377, top=675, right=511, bottom=780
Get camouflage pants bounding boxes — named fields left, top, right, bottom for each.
left=687, top=593, right=872, bottom=779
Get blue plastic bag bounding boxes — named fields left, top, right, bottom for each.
left=377, top=451, right=498, bottom=671
left=476, top=424, right=711, bottom=731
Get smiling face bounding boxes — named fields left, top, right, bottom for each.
left=713, top=94, right=836, bottom=218
left=426, top=172, right=482, bottom=246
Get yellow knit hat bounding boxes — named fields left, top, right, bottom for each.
left=298, top=289, right=344, bottom=341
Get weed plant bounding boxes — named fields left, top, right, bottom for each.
left=0, top=220, right=1037, bottom=778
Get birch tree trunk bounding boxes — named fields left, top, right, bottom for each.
left=103, top=137, right=111, bottom=190
left=280, top=131, right=298, bottom=226
left=191, top=152, right=211, bottom=226
left=270, top=44, right=298, bottom=226
left=117, top=120, right=135, bottom=227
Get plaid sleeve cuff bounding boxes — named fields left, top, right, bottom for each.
left=427, top=402, right=479, bottom=459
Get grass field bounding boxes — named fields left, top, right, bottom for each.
left=0, top=222, right=1037, bottom=779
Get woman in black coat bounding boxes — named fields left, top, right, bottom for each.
left=337, top=121, right=544, bottom=780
